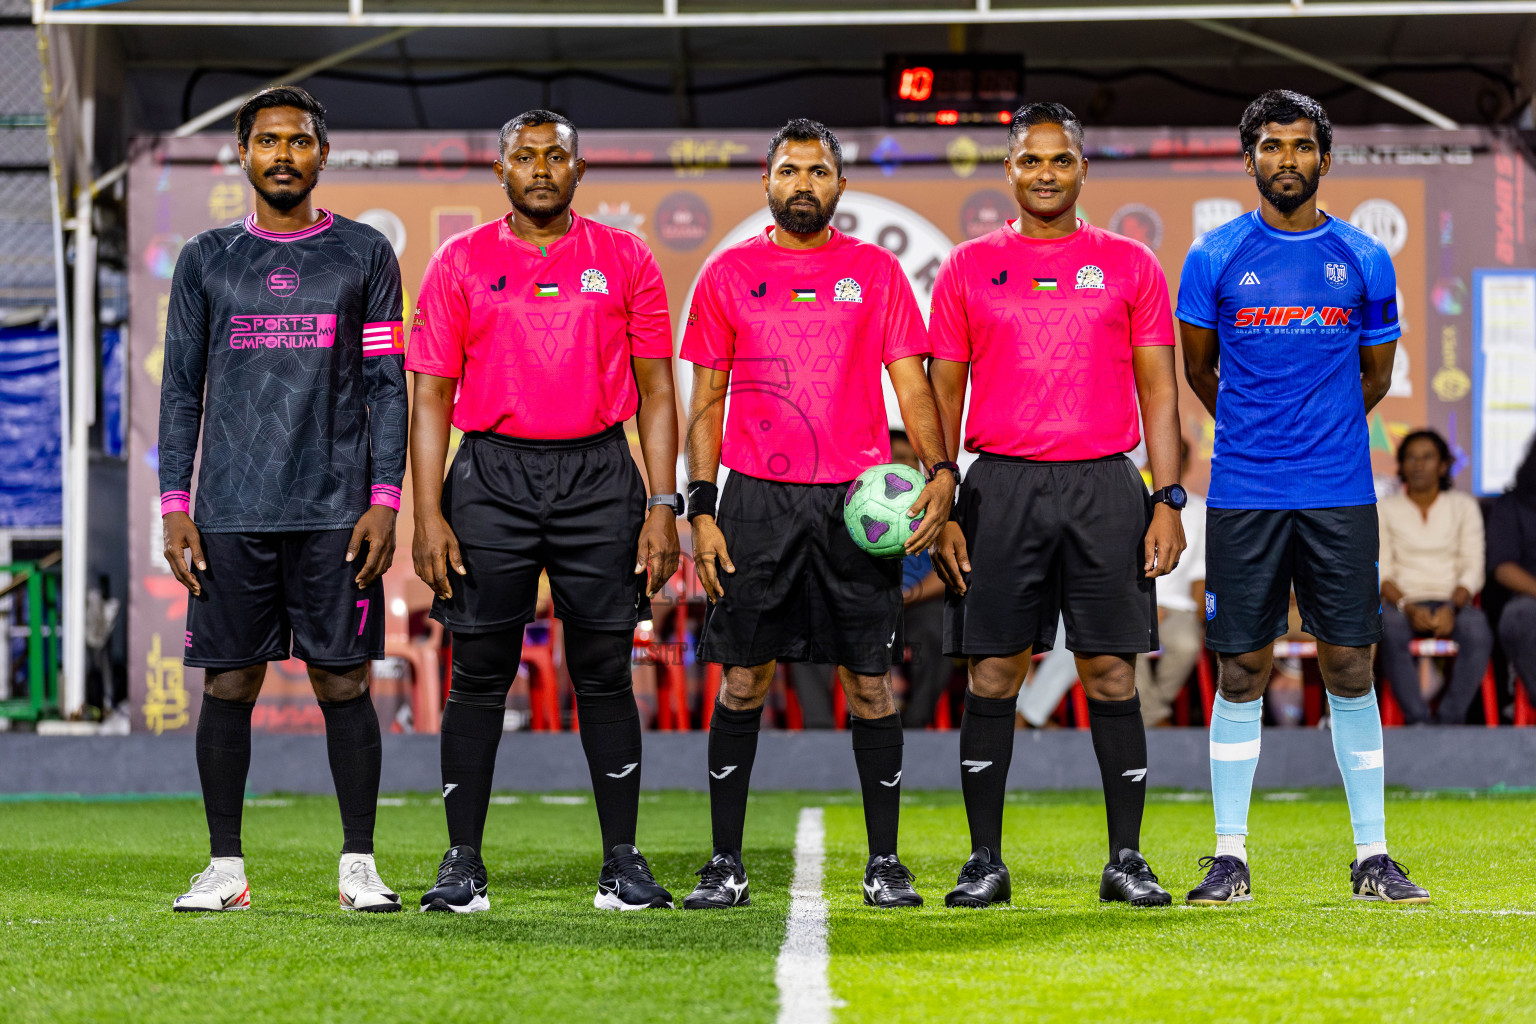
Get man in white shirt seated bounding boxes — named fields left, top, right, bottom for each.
left=1378, top=429, right=1490, bottom=725
left=1136, top=439, right=1207, bottom=727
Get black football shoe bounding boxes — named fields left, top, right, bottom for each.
left=944, top=848, right=1011, bottom=908
left=1351, top=855, right=1430, bottom=904
left=863, top=853, right=923, bottom=908
left=682, top=851, right=750, bottom=909
left=1185, top=855, right=1252, bottom=906
left=594, top=845, right=674, bottom=910
left=420, top=845, right=489, bottom=913
left=1099, top=849, right=1172, bottom=907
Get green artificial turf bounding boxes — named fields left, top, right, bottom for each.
left=827, top=790, right=1536, bottom=1024
left=2, top=790, right=1533, bottom=1023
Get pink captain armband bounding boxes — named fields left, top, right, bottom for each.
left=160, top=491, right=191, bottom=516
left=370, top=485, right=402, bottom=510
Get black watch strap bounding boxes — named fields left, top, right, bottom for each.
left=927, top=460, right=961, bottom=483
left=648, top=492, right=684, bottom=515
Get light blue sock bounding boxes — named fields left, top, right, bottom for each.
left=1327, top=691, right=1387, bottom=850
left=1210, top=695, right=1263, bottom=846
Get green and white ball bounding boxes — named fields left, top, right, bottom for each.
left=843, top=463, right=926, bottom=558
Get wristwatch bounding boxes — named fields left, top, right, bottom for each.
left=1150, top=484, right=1188, bottom=511
left=927, top=461, right=961, bottom=483
left=647, top=492, right=684, bottom=515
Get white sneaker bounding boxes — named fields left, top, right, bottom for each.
left=173, top=857, right=250, bottom=912
left=339, top=853, right=402, bottom=913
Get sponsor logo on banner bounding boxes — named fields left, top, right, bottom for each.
left=655, top=191, right=711, bottom=251
left=1193, top=198, right=1243, bottom=237
left=356, top=208, right=407, bottom=257
left=1108, top=203, right=1164, bottom=251
left=144, top=234, right=186, bottom=279
left=591, top=201, right=645, bottom=238
left=1349, top=198, right=1408, bottom=256
left=960, top=190, right=1012, bottom=240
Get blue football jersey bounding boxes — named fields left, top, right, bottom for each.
left=1176, top=211, right=1400, bottom=510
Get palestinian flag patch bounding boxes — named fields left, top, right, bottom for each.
left=535, top=282, right=559, bottom=298
left=792, top=288, right=817, bottom=302
left=1032, top=278, right=1058, bottom=291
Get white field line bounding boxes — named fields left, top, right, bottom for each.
left=776, top=806, right=834, bottom=1024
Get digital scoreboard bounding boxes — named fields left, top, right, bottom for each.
left=885, top=53, right=1024, bottom=126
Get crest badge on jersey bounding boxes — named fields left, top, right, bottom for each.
left=580, top=268, right=609, bottom=294
left=833, top=277, right=863, bottom=303
left=1205, top=591, right=1217, bottom=621
left=1324, top=262, right=1348, bottom=288
left=1075, top=265, right=1105, bottom=289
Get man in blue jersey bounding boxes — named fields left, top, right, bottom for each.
left=1177, top=90, right=1428, bottom=905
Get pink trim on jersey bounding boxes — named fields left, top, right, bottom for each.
left=405, top=213, right=673, bottom=439
left=244, top=209, right=335, bottom=241
left=362, top=320, right=404, bottom=357
left=160, top=491, right=191, bottom=515
left=680, top=227, right=930, bottom=484
left=928, top=221, right=1174, bottom=461
left=370, top=485, right=402, bottom=510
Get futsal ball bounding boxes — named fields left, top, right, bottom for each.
left=844, top=463, right=926, bottom=558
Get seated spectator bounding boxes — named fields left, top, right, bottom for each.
left=1490, top=440, right=1536, bottom=710
left=1379, top=429, right=1490, bottom=724
left=1135, top=438, right=1206, bottom=727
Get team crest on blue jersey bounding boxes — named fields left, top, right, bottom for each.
left=1075, top=265, right=1105, bottom=289
left=834, top=277, right=863, bottom=303
left=581, top=269, right=609, bottom=294
left=1205, top=591, right=1217, bottom=621
left=1324, top=262, right=1348, bottom=288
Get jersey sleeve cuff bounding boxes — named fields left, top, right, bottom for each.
left=362, top=321, right=405, bottom=357
left=160, top=491, right=191, bottom=516
left=1359, top=328, right=1402, bottom=346
left=883, top=344, right=933, bottom=366
left=370, top=485, right=402, bottom=511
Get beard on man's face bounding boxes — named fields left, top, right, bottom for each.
left=507, top=177, right=575, bottom=220
left=1255, top=166, right=1319, bottom=215
left=769, top=189, right=838, bottom=235
left=250, top=164, right=318, bottom=213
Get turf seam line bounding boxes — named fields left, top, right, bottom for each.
left=775, top=806, right=835, bottom=1024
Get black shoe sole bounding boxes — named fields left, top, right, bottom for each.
left=347, top=902, right=403, bottom=913
left=681, top=898, right=751, bottom=910
left=945, top=895, right=1008, bottom=908
left=1100, top=894, right=1173, bottom=907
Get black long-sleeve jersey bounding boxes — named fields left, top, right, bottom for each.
left=157, top=210, right=407, bottom=532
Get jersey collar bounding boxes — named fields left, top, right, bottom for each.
left=243, top=209, right=334, bottom=242
left=760, top=224, right=845, bottom=255
left=498, top=210, right=585, bottom=256
left=1248, top=208, right=1334, bottom=241
left=1003, top=218, right=1086, bottom=244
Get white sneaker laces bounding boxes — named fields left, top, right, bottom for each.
left=342, top=857, right=393, bottom=895
left=185, top=863, right=243, bottom=895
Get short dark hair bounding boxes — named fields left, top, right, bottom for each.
left=767, top=118, right=843, bottom=176
left=234, top=86, right=327, bottom=150
left=1396, top=429, right=1453, bottom=491
left=498, top=109, right=579, bottom=158
left=1239, top=89, right=1333, bottom=157
left=1007, top=102, right=1084, bottom=152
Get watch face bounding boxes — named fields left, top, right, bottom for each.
left=1168, top=485, right=1188, bottom=509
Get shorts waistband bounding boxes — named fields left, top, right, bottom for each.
left=975, top=450, right=1128, bottom=466
left=464, top=423, right=625, bottom=453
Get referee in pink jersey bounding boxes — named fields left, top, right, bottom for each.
left=408, top=111, right=682, bottom=914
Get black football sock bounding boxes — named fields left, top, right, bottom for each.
left=318, top=690, right=382, bottom=855
left=195, top=693, right=255, bottom=859
left=850, top=712, right=904, bottom=857
left=959, top=690, right=1016, bottom=859
left=574, top=687, right=644, bottom=854
left=1088, top=694, right=1148, bottom=861
left=440, top=701, right=505, bottom=852
left=708, top=701, right=763, bottom=857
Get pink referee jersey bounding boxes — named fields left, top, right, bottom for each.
left=406, top=212, right=672, bottom=439
left=929, top=221, right=1174, bottom=461
left=682, top=227, right=929, bottom=484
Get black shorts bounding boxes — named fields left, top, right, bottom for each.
left=943, top=452, right=1157, bottom=658
left=1203, top=505, right=1382, bottom=653
left=431, top=424, right=650, bottom=635
left=696, top=472, right=902, bottom=675
left=184, top=529, right=384, bottom=670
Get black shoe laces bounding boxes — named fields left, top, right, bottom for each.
left=1195, top=855, right=1239, bottom=883
left=1120, top=857, right=1160, bottom=885
left=610, top=850, right=658, bottom=885
left=437, top=852, right=481, bottom=887
left=1375, top=856, right=1414, bottom=882
left=695, top=856, right=736, bottom=888
left=957, top=858, right=993, bottom=884
left=871, top=858, right=916, bottom=889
